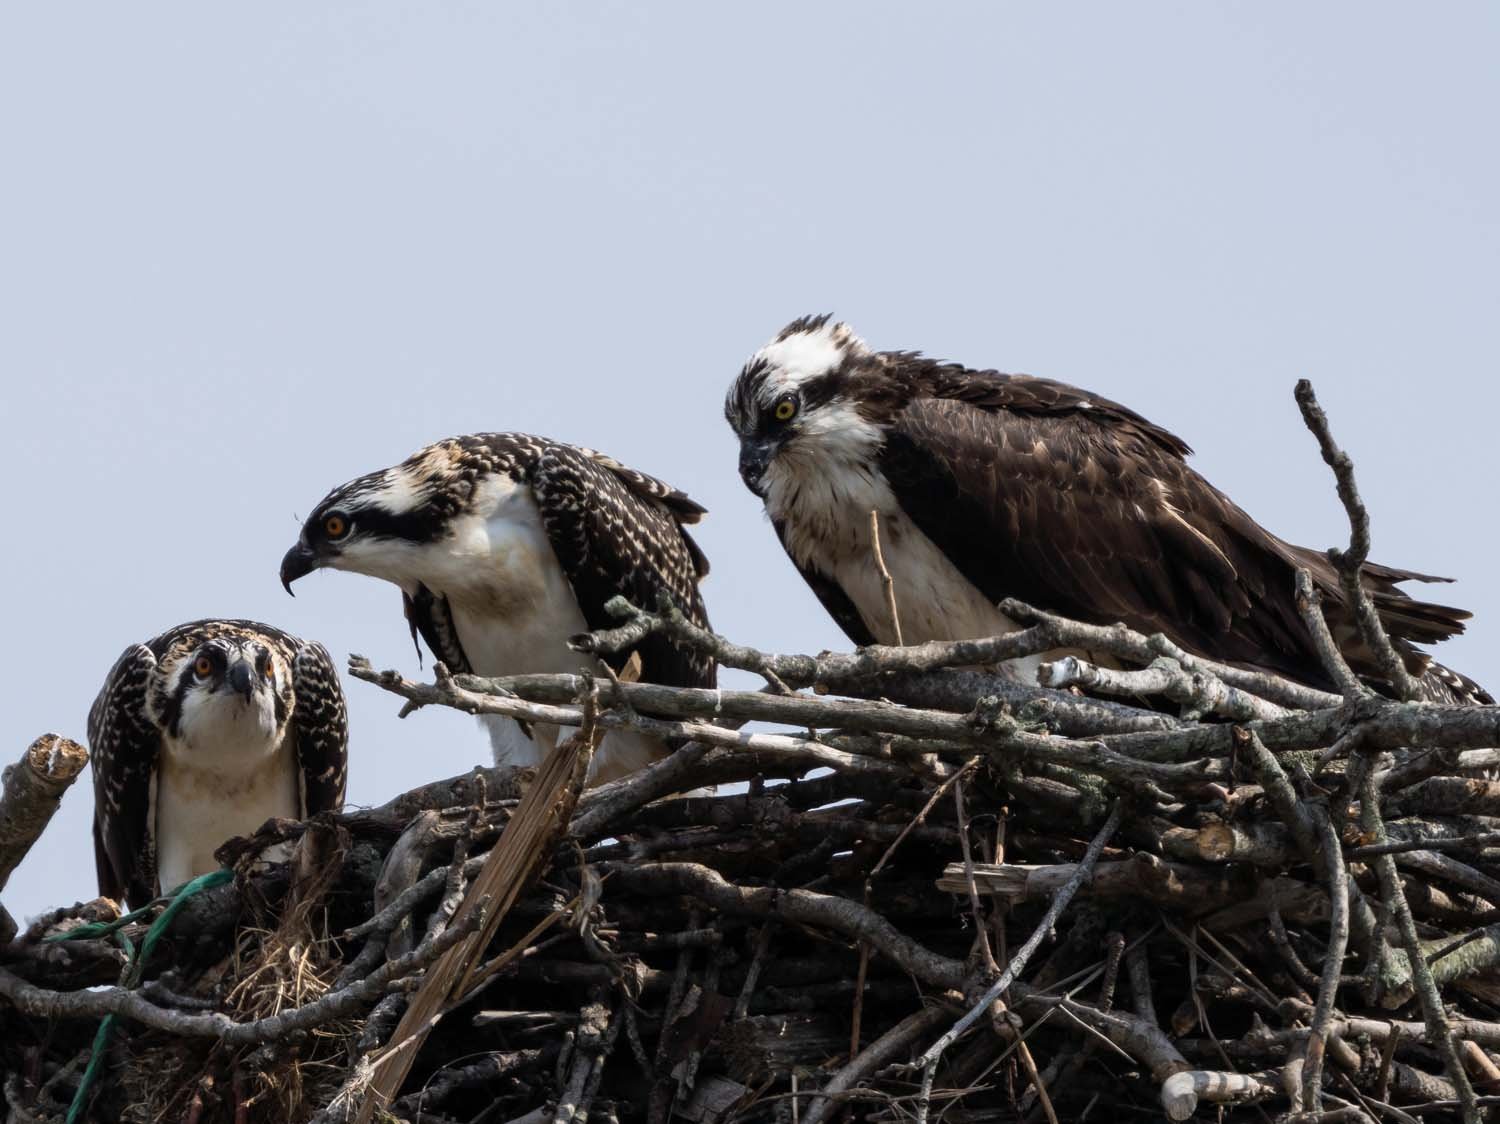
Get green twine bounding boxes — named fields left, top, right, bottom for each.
left=45, top=868, right=235, bottom=946
left=64, top=1017, right=115, bottom=1124
left=61, top=868, right=234, bottom=1122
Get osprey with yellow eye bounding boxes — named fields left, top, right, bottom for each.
left=726, top=314, right=1491, bottom=704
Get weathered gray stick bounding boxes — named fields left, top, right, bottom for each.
left=1, top=734, right=89, bottom=941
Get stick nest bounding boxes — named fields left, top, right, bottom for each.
left=2, top=384, right=1498, bottom=1123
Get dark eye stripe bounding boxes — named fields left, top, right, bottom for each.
left=791, top=371, right=845, bottom=412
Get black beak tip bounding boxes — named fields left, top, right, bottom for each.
left=279, top=544, right=316, bottom=597
left=738, top=444, right=773, bottom=497
left=228, top=663, right=254, bottom=699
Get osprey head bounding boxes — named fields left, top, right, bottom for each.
left=280, top=447, right=457, bottom=593
left=725, top=315, right=885, bottom=497
left=155, top=634, right=291, bottom=748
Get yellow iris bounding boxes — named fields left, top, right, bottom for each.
left=774, top=399, right=796, bottom=422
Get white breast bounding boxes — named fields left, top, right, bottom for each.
left=154, top=728, right=300, bottom=895
left=765, top=433, right=1042, bottom=683
left=411, top=475, right=668, bottom=779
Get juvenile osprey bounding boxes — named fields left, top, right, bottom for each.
left=726, top=315, right=1490, bottom=704
left=90, top=620, right=348, bottom=909
left=279, top=433, right=714, bottom=781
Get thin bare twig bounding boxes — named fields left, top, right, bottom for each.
left=1294, top=380, right=1423, bottom=701
left=869, top=509, right=904, bottom=646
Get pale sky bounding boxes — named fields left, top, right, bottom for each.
left=2, top=3, right=1496, bottom=922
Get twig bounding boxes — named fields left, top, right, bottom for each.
left=1301, top=810, right=1352, bottom=1107
left=801, top=1003, right=954, bottom=1124
left=869, top=509, right=904, bottom=646
left=598, top=861, right=965, bottom=990
left=0, top=911, right=478, bottom=1043
left=913, top=801, right=1125, bottom=1073
left=1294, top=380, right=1423, bottom=701
left=351, top=709, right=599, bottom=1122
left=1294, top=571, right=1367, bottom=701
left=1126, top=938, right=1158, bottom=1028
left=1358, top=764, right=1480, bottom=1122
left=581, top=595, right=1344, bottom=712
left=1039, top=655, right=1290, bottom=722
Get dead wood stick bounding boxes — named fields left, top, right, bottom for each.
left=1267, top=908, right=1322, bottom=993
left=1293, top=571, right=1368, bottom=701
left=354, top=660, right=919, bottom=782
left=570, top=740, right=711, bottom=841
left=851, top=757, right=975, bottom=1061
left=1246, top=728, right=1409, bottom=998
left=1126, top=939, right=1158, bottom=1028
left=855, top=664, right=1182, bottom=735
left=583, top=595, right=1342, bottom=713
left=999, top=599, right=1345, bottom=712
left=598, top=861, right=965, bottom=989
left=1349, top=830, right=1500, bottom=860
left=1038, top=654, right=1290, bottom=721
left=937, top=855, right=1303, bottom=919
left=350, top=709, right=598, bottom=1123
left=912, top=801, right=1124, bottom=1074
left=1103, top=696, right=1500, bottom=765
left=553, top=1002, right=619, bottom=1124
left=1161, top=819, right=1298, bottom=868
left=579, top=595, right=1057, bottom=687
left=462, top=673, right=1188, bottom=787
left=1016, top=1039, right=1061, bottom=1124
left=1295, top=380, right=1423, bottom=701
left=869, top=509, right=904, bottom=646
left=1301, top=810, right=1352, bottom=1107
left=1007, top=986, right=1195, bottom=1117
left=1396, top=849, right=1500, bottom=908
left=1158, top=1069, right=1280, bottom=1121
left=389, top=1048, right=549, bottom=1121
left=0, top=735, right=89, bottom=896
left=1385, top=778, right=1500, bottom=820
left=0, top=909, right=476, bottom=1042
left=371, top=808, right=441, bottom=963
left=367, top=661, right=1224, bottom=795
left=1358, top=766, right=1480, bottom=1122
left=800, top=1003, right=953, bottom=1124
left=1428, top=923, right=1500, bottom=988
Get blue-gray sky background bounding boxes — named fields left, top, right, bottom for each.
left=3, top=3, right=1496, bottom=921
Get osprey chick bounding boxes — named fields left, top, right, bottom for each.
left=726, top=315, right=1489, bottom=704
left=90, top=619, right=348, bottom=909
left=280, top=433, right=714, bottom=781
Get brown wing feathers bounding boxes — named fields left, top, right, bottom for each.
left=881, top=365, right=1477, bottom=696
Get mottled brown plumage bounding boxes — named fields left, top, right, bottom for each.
left=90, top=620, right=348, bottom=909
left=727, top=316, right=1489, bottom=703
left=281, top=433, right=714, bottom=779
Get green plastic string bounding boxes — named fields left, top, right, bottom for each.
left=61, top=868, right=233, bottom=1122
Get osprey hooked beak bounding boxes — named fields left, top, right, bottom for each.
left=738, top=438, right=776, bottom=497
left=280, top=542, right=318, bottom=595
left=226, top=657, right=256, bottom=700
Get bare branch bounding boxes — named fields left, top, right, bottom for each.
left=0, top=735, right=89, bottom=898
left=1294, top=380, right=1423, bottom=701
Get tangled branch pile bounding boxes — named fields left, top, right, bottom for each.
left=3, top=388, right=1500, bottom=1124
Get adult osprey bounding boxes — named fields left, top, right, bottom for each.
left=90, top=620, right=348, bottom=910
left=725, top=315, right=1490, bottom=704
left=279, top=433, right=715, bottom=781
